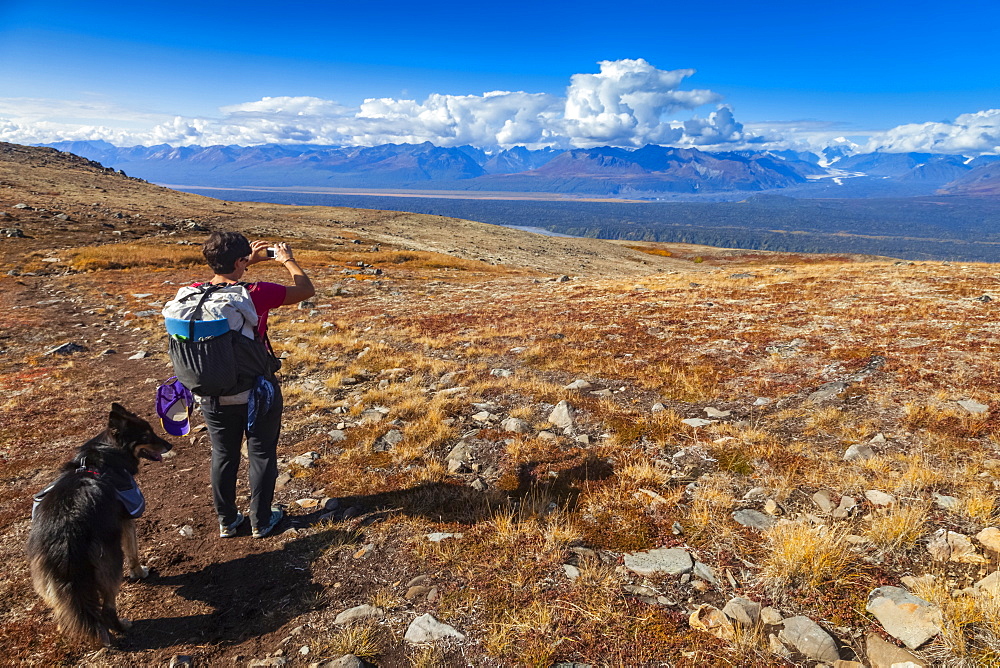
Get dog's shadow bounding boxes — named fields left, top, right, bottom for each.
left=122, top=529, right=352, bottom=651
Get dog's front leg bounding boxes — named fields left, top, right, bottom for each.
left=122, top=518, right=149, bottom=579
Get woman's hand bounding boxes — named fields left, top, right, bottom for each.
left=271, top=242, right=294, bottom=264
left=248, top=240, right=272, bottom=265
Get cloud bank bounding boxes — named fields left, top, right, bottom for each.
left=863, top=109, right=1000, bottom=155
left=0, top=59, right=755, bottom=150
left=0, top=60, right=997, bottom=156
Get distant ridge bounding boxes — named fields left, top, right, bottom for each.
left=40, top=140, right=1000, bottom=199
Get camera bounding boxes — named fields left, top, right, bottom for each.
left=266, top=247, right=277, bottom=258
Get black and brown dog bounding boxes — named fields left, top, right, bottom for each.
left=27, top=403, right=173, bottom=647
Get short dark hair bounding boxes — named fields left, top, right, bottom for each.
left=202, top=231, right=251, bottom=274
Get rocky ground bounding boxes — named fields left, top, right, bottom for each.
left=3, top=143, right=1000, bottom=667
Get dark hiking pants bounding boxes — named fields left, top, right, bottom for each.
left=202, top=386, right=283, bottom=531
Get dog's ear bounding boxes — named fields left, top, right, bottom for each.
left=108, top=403, right=131, bottom=434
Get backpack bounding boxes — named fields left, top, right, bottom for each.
left=162, top=283, right=280, bottom=396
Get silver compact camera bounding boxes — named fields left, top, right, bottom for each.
left=265, top=247, right=277, bottom=258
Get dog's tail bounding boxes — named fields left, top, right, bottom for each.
left=29, top=551, right=112, bottom=643
left=27, top=476, right=124, bottom=645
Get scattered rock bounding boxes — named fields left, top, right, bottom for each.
left=128, top=351, right=149, bottom=360
left=562, top=564, right=581, bottom=580
left=623, top=547, right=693, bottom=576
left=490, top=368, right=513, bottom=377
left=334, top=604, right=384, bottom=625
left=722, top=597, right=761, bottom=626
left=704, top=407, right=731, bottom=418
left=732, top=509, right=776, bottom=530
left=976, top=527, right=1000, bottom=553
left=865, top=490, right=896, bottom=507
left=46, top=342, right=85, bottom=356
left=808, top=381, right=848, bottom=403
left=403, top=613, right=465, bottom=642
left=248, top=658, right=287, bottom=667
left=296, top=499, right=319, bottom=509
left=957, top=399, right=988, bottom=414
left=778, top=616, right=839, bottom=663
left=760, top=607, right=783, bottom=625
left=426, top=532, right=463, bottom=542
left=681, top=418, right=713, bottom=428
left=832, top=496, right=858, bottom=519
left=565, top=379, right=592, bottom=391
left=293, top=452, right=320, bottom=468
left=548, top=401, right=575, bottom=431
left=975, top=570, right=1000, bottom=596
left=866, top=586, right=942, bottom=649
left=926, top=529, right=986, bottom=563
left=812, top=489, right=836, bottom=513
left=689, top=604, right=735, bottom=641
left=693, top=561, right=719, bottom=587
left=168, top=655, right=193, bottom=667
left=865, top=631, right=929, bottom=668
left=932, top=493, right=959, bottom=511
left=844, top=443, right=876, bottom=461
left=178, top=525, right=195, bottom=538
left=328, top=429, right=346, bottom=442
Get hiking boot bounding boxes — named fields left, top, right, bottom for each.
left=252, top=508, right=284, bottom=539
left=219, top=512, right=245, bottom=538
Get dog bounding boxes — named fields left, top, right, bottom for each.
left=27, top=403, right=173, bottom=647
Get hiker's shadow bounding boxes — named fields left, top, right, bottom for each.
left=123, top=529, right=355, bottom=651
left=121, top=456, right=613, bottom=651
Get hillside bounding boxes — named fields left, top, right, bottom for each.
left=4, top=143, right=1000, bottom=667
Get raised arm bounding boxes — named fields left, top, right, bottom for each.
left=250, top=240, right=315, bottom=305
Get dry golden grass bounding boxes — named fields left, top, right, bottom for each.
left=863, top=502, right=931, bottom=549
left=761, top=521, right=862, bottom=593
left=315, top=622, right=387, bottom=660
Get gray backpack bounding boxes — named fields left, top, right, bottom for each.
left=162, top=283, right=279, bottom=396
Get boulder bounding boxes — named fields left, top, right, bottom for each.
left=865, top=490, right=896, bottom=507
left=689, top=604, right=735, bottom=640
left=865, top=632, right=928, bottom=668
left=957, top=399, right=988, bottom=414
left=732, top=509, right=776, bottom=530
left=623, top=547, right=693, bottom=576
left=548, top=401, right=575, bottom=430
left=976, top=527, right=1000, bottom=553
left=844, top=443, right=876, bottom=461
left=926, top=529, right=986, bottom=563
left=500, top=417, right=531, bottom=433
left=778, top=616, right=839, bottom=663
left=334, top=604, right=384, bottom=625
left=722, top=597, right=761, bottom=626
left=404, top=613, right=465, bottom=643
left=866, top=586, right=942, bottom=649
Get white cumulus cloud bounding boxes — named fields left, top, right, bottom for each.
left=864, top=109, right=1000, bottom=155
left=563, top=59, right=724, bottom=146
left=0, top=60, right=756, bottom=150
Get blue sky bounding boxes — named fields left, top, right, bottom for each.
left=1, top=0, right=998, bottom=153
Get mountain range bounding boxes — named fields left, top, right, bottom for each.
left=41, top=140, right=1000, bottom=198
